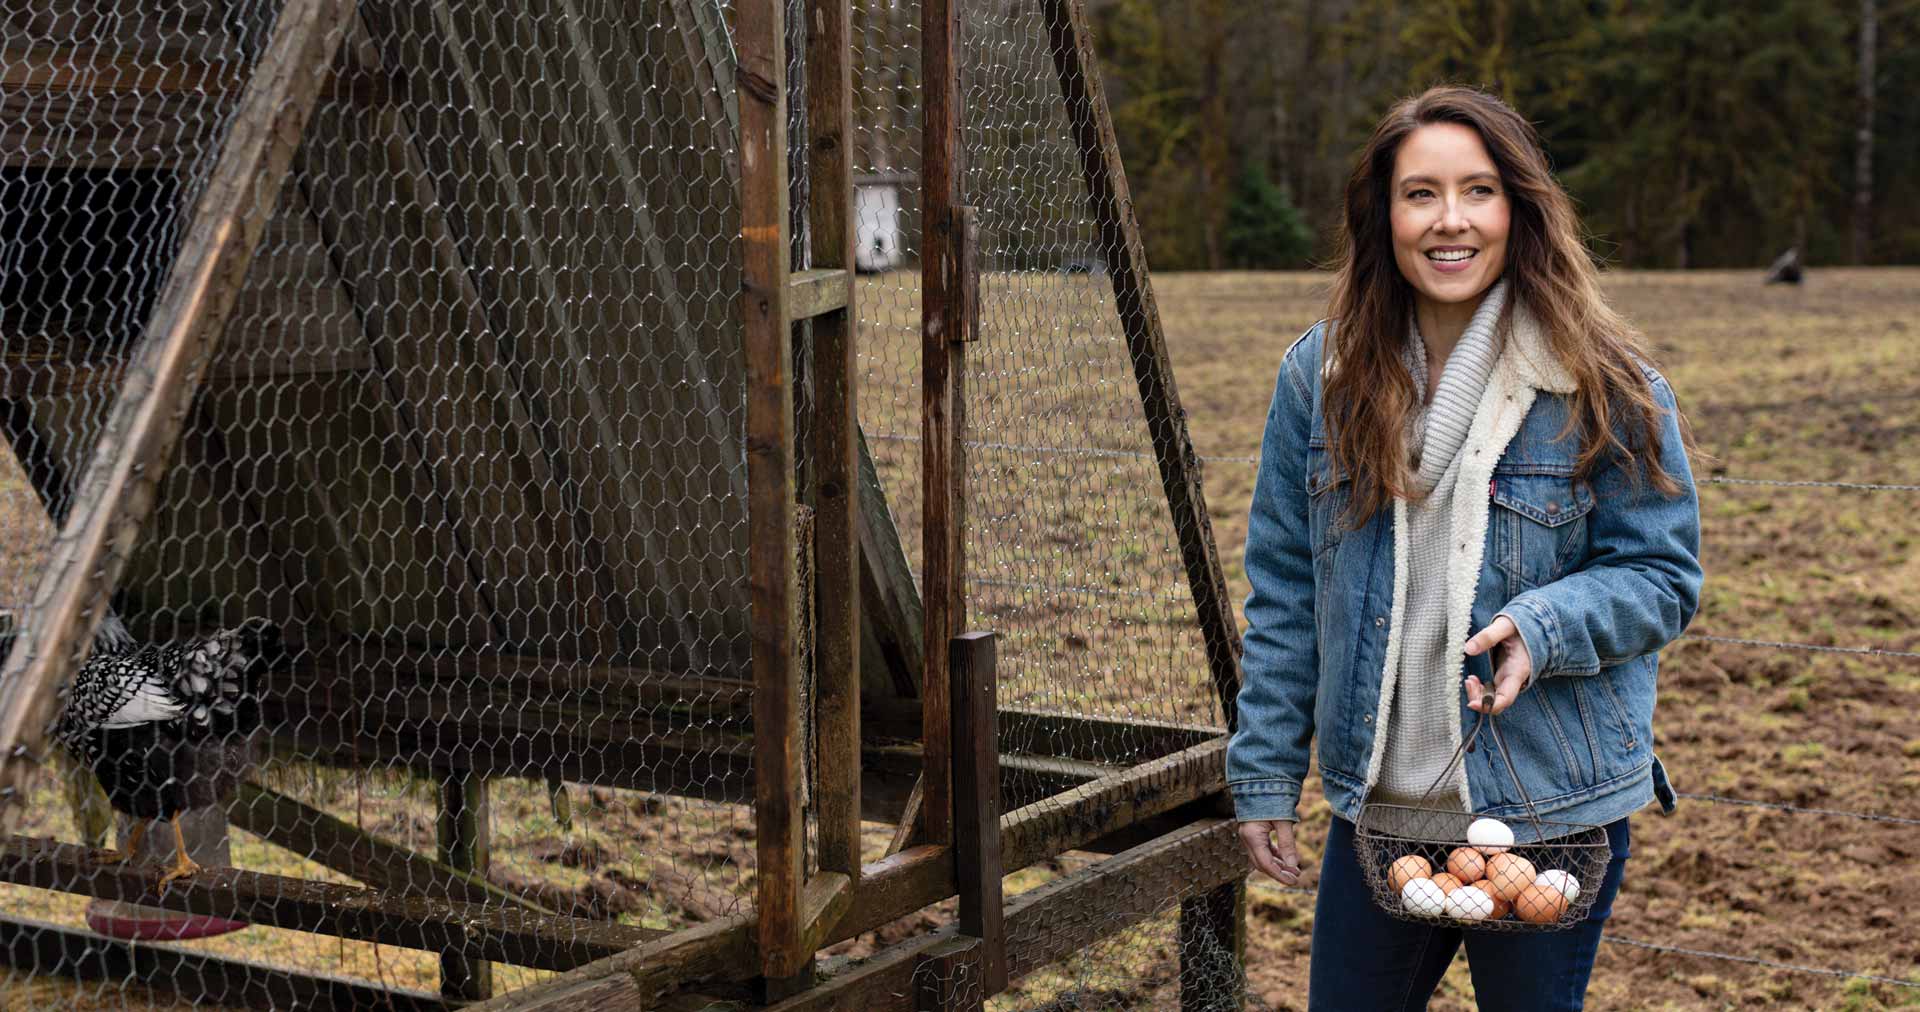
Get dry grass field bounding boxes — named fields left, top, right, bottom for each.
left=0, top=268, right=1915, bottom=1010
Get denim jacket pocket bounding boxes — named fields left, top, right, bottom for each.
left=1490, top=472, right=1595, bottom=598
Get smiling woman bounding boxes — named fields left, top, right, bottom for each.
left=1226, top=85, right=1705, bottom=1012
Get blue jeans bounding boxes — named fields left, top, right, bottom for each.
left=1307, top=815, right=1630, bottom=1011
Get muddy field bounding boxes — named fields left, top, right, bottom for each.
left=1, top=268, right=1916, bottom=1010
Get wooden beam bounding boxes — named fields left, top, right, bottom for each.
left=751, top=819, right=1246, bottom=1011
left=464, top=735, right=1227, bottom=1008
left=459, top=915, right=754, bottom=1012
left=225, top=781, right=554, bottom=915
left=738, top=0, right=806, bottom=980
left=1041, top=0, right=1244, bottom=729
left=914, top=936, right=984, bottom=1012
left=949, top=633, right=1006, bottom=995
left=919, top=0, right=966, bottom=850
left=0, top=0, right=358, bottom=824
left=858, top=426, right=924, bottom=701
left=0, top=912, right=448, bottom=1011
left=438, top=771, right=494, bottom=1000
left=863, top=696, right=1220, bottom=765
left=807, top=0, right=861, bottom=893
left=789, top=268, right=852, bottom=319
left=0, top=836, right=661, bottom=971
left=0, top=44, right=392, bottom=104
left=1180, top=879, right=1247, bottom=1012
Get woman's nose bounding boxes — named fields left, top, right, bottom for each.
left=1437, top=199, right=1470, bottom=233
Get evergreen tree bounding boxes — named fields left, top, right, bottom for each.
left=1225, top=161, right=1315, bottom=269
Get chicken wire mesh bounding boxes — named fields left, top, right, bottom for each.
left=0, top=0, right=1256, bottom=1008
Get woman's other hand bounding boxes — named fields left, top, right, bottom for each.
left=1463, top=615, right=1534, bottom=714
left=1238, top=819, right=1301, bottom=885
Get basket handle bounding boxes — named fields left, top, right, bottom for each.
left=1414, top=692, right=1546, bottom=828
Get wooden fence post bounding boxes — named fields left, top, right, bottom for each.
left=438, top=772, right=493, bottom=1000
left=950, top=631, right=1006, bottom=995
left=1179, top=878, right=1247, bottom=1011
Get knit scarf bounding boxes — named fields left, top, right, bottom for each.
left=1372, top=278, right=1508, bottom=808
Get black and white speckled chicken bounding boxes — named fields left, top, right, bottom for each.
left=49, top=614, right=286, bottom=887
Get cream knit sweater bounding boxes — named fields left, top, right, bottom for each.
left=1371, top=281, right=1508, bottom=807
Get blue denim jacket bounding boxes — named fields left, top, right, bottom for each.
left=1227, top=319, right=1703, bottom=835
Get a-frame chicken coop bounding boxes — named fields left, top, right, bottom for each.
left=0, top=0, right=1252, bottom=1008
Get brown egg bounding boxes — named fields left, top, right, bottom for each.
left=1388, top=855, right=1432, bottom=893
left=1430, top=872, right=1465, bottom=895
left=1446, top=846, right=1487, bottom=884
left=1514, top=883, right=1570, bottom=924
left=1487, top=892, right=1512, bottom=920
left=1484, top=853, right=1539, bottom=902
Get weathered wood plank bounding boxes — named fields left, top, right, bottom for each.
left=790, top=268, right=852, bottom=319
left=738, top=0, right=806, bottom=980
left=0, top=912, right=448, bottom=1011
left=438, top=771, right=494, bottom=1000
left=1180, top=879, right=1247, bottom=1012
left=914, top=936, right=985, bottom=1012
left=807, top=0, right=862, bottom=890
left=0, top=836, right=661, bottom=971
left=949, top=632, right=1006, bottom=995
left=1042, top=0, right=1244, bottom=728
left=226, top=780, right=553, bottom=915
left=857, top=426, right=924, bottom=701
left=752, top=818, right=1246, bottom=1012
left=0, top=44, right=391, bottom=103
left=920, top=0, right=965, bottom=850
left=0, top=0, right=358, bottom=823
left=864, top=697, right=1220, bottom=765
left=468, top=735, right=1228, bottom=1007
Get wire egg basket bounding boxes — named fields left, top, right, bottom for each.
left=1353, top=697, right=1612, bottom=932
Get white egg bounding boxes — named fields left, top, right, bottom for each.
left=1535, top=869, right=1580, bottom=902
left=1466, top=817, right=1514, bottom=855
left=1444, top=884, right=1495, bottom=921
left=1400, top=877, right=1447, bottom=916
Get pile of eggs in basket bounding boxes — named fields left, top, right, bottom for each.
left=1385, top=818, right=1581, bottom=924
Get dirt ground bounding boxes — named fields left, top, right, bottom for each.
left=1, top=268, right=1916, bottom=1010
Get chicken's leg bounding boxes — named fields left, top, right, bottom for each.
left=98, top=819, right=148, bottom=865
left=156, top=814, right=202, bottom=888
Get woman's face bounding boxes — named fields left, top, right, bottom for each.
left=1389, top=122, right=1511, bottom=314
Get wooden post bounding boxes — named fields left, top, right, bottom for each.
left=1179, top=879, right=1247, bottom=1012
left=807, top=0, right=862, bottom=889
left=949, top=632, right=1006, bottom=995
left=438, top=772, right=493, bottom=1000
left=914, top=936, right=985, bottom=1012
left=1041, top=0, right=1245, bottom=729
left=920, top=0, right=968, bottom=846
left=740, top=0, right=808, bottom=982
left=0, top=0, right=358, bottom=823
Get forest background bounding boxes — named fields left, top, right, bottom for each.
left=1082, top=0, right=1916, bottom=271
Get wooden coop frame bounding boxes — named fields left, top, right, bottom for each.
left=0, top=0, right=1253, bottom=1008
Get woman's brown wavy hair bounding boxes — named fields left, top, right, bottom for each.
left=1321, top=85, right=1690, bottom=526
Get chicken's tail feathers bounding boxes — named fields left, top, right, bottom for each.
left=174, top=619, right=285, bottom=731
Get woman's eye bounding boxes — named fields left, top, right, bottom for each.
left=1406, top=188, right=1434, bottom=200
left=1471, top=185, right=1498, bottom=197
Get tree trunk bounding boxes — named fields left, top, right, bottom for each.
left=1853, top=0, right=1877, bottom=265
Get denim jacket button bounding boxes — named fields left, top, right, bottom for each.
left=1363, top=713, right=1373, bottom=724
left=1374, top=616, right=1385, bottom=628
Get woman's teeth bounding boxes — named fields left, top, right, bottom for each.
left=1427, top=249, right=1476, bottom=262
